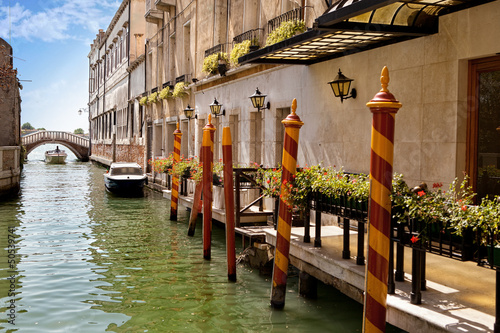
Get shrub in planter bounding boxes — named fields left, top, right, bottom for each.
left=148, top=92, right=159, bottom=103
left=172, top=82, right=190, bottom=98
left=159, top=86, right=172, bottom=100
left=265, top=20, right=306, bottom=46
left=230, top=40, right=251, bottom=66
left=202, top=52, right=229, bottom=75
left=139, top=96, right=148, bottom=106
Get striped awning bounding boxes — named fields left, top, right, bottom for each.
left=238, top=0, right=494, bottom=65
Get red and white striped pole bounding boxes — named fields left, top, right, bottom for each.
left=363, top=67, right=402, bottom=333
left=271, top=99, right=303, bottom=309
left=222, top=127, right=236, bottom=281
left=202, top=114, right=216, bottom=260
left=170, top=122, right=182, bottom=221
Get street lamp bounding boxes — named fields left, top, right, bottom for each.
left=249, top=87, right=270, bottom=111
left=78, top=107, right=89, bottom=115
left=209, top=98, right=225, bottom=117
left=183, top=104, right=197, bottom=120
left=328, top=69, right=357, bottom=103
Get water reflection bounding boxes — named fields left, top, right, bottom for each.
left=0, top=145, right=405, bottom=332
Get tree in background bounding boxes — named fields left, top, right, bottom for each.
left=22, top=122, right=34, bottom=130
left=74, top=128, right=84, bottom=135
left=37, top=128, right=45, bottom=131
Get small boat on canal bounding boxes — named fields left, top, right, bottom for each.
left=104, top=162, right=148, bottom=194
left=45, top=146, right=67, bottom=164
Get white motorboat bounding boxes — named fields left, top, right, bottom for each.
left=104, top=162, right=148, bottom=194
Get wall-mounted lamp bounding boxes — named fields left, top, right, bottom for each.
left=78, top=108, right=89, bottom=116
left=209, top=98, right=225, bottom=117
left=183, top=104, right=197, bottom=120
left=249, top=87, right=270, bottom=111
left=192, top=78, right=198, bottom=83
left=327, top=69, right=357, bottom=103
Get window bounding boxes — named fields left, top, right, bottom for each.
left=467, top=56, right=500, bottom=200
left=117, top=108, right=128, bottom=140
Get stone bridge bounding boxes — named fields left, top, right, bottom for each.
left=22, top=131, right=90, bottom=161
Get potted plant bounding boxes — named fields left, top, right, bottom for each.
left=139, top=96, right=148, bottom=106
left=172, top=82, right=190, bottom=98
left=265, top=19, right=306, bottom=46
left=202, top=52, right=229, bottom=75
left=230, top=40, right=252, bottom=67
left=148, top=91, right=159, bottom=103
left=159, top=86, right=172, bottom=100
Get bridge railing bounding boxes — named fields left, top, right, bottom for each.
left=22, top=131, right=90, bottom=148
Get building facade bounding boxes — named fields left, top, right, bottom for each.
left=0, top=38, right=22, bottom=198
left=90, top=0, right=500, bottom=200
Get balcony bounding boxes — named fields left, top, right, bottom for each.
left=155, top=0, right=175, bottom=11
left=145, top=0, right=163, bottom=24
left=204, top=44, right=227, bottom=58
left=233, top=28, right=263, bottom=47
left=267, top=7, right=305, bottom=34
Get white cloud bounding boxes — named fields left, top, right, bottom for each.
left=0, top=0, right=120, bottom=42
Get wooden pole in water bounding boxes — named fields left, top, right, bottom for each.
left=363, top=67, right=402, bottom=333
left=202, top=114, right=216, bottom=260
left=170, top=122, right=182, bottom=221
left=222, top=127, right=236, bottom=281
left=187, top=147, right=203, bottom=237
left=270, top=99, right=303, bottom=309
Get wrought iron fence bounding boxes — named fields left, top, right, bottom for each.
left=232, top=28, right=264, bottom=46
left=204, top=43, right=227, bottom=58
left=267, top=7, right=305, bottom=34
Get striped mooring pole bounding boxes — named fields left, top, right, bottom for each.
left=202, top=114, right=216, bottom=260
left=363, top=67, right=402, bottom=333
left=222, top=127, right=236, bottom=281
left=271, top=98, right=303, bottom=309
left=170, top=122, right=182, bottom=221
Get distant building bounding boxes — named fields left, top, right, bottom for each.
left=87, top=0, right=147, bottom=168
left=0, top=38, right=22, bottom=198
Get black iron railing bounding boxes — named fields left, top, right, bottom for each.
left=267, top=7, right=305, bottom=34
left=233, top=28, right=264, bottom=46
left=204, top=44, right=227, bottom=58
left=175, top=74, right=189, bottom=83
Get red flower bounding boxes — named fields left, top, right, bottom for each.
left=410, top=235, right=419, bottom=243
left=266, top=179, right=270, bottom=184
left=418, top=191, right=425, bottom=197
left=433, top=182, right=443, bottom=188
left=461, top=205, right=467, bottom=212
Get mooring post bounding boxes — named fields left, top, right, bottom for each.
left=363, top=67, right=402, bottom=333
left=187, top=147, right=203, bottom=237
left=270, top=99, right=304, bottom=309
left=202, top=115, right=216, bottom=260
left=170, top=123, right=182, bottom=221
left=222, top=127, right=236, bottom=281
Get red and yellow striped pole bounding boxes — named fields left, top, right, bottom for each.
left=187, top=147, right=203, bottom=237
left=170, top=122, right=182, bottom=221
left=363, top=67, right=402, bottom=333
left=222, top=127, right=236, bottom=281
left=202, top=114, right=216, bottom=260
left=271, top=98, right=303, bottom=309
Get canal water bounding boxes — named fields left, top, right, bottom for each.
left=1, top=144, right=405, bottom=332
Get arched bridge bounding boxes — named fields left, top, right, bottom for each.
left=22, top=131, right=90, bottom=162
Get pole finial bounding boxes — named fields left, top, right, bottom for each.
left=291, top=99, right=297, bottom=115
left=208, top=113, right=212, bottom=125
left=380, top=66, right=390, bottom=92
left=176, top=122, right=179, bottom=130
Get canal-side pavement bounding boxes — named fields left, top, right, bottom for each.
left=159, top=183, right=495, bottom=333
left=264, top=226, right=495, bottom=333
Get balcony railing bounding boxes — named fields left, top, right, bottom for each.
left=232, top=28, right=264, bottom=46
left=267, top=7, right=305, bottom=34
left=204, top=43, right=227, bottom=58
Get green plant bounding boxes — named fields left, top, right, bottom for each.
left=148, top=92, right=158, bottom=103
left=159, top=86, right=172, bottom=100
left=265, top=20, right=306, bottom=46
left=172, top=82, right=190, bottom=98
left=230, top=40, right=251, bottom=66
left=139, top=96, right=148, bottom=105
left=256, top=167, right=282, bottom=198
left=202, top=52, right=229, bottom=75
left=148, top=154, right=175, bottom=174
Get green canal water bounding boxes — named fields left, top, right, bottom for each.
left=0, top=145, right=406, bottom=332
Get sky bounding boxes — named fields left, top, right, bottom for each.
left=0, top=0, right=121, bottom=132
